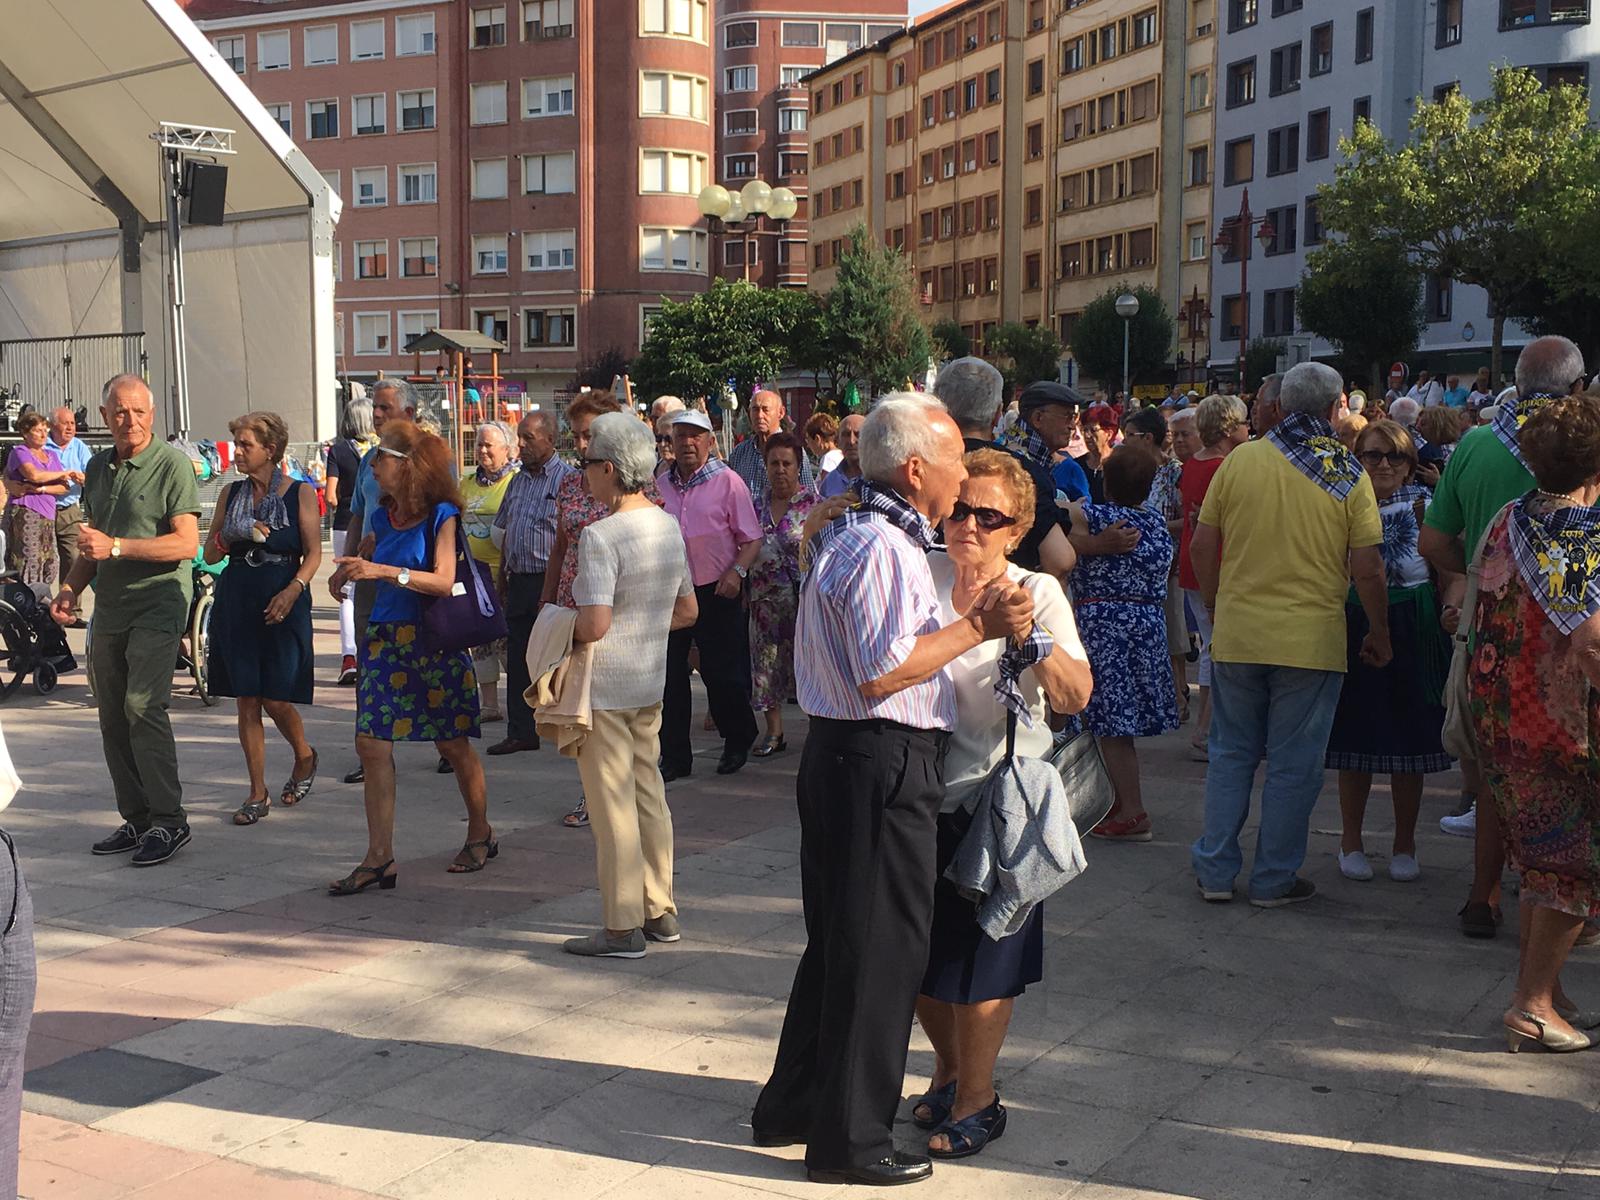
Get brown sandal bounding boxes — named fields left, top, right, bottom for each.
left=448, top=835, right=500, bottom=873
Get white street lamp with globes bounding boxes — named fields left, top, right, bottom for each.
left=697, top=180, right=799, bottom=283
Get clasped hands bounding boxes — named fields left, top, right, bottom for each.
left=963, top=579, right=1035, bottom=644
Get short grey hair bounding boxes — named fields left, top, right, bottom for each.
left=1515, top=334, right=1586, bottom=396
left=101, top=373, right=151, bottom=407
left=1195, top=394, right=1247, bottom=446
left=650, top=395, right=686, bottom=419
left=340, top=397, right=374, bottom=441
left=859, top=392, right=952, bottom=482
left=1347, top=391, right=1367, bottom=414
left=1257, top=372, right=1283, bottom=409
left=1278, top=362, right=1342, bottom=417
left=1388, top=396, right=1420, bottom=427
left=372, top=378, right=416, bottom=412
left=475, top=419, right=514, bottom=449
left=587, top=411, right=657, bottom=493
left=1167, top=407, right=1197, bottom=428
left=934, top=357, right=1003, bottom=434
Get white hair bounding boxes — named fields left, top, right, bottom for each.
left=101, top=372, right=151, bottom=407
left=587, top=412, right=658, bottom=492
left=650, top=395, right=686, bottom=419
left=1388, top=396, right=1421, bottom=427
left=475, top=420, right=514, bottom=448
left=1278, top=362, right=1342, bottom=417
left=372, top=378, right=416, bottom=412
left=1515, top=334, right=1585, bottom=396
left=858, top=392, right=951, bottom=482
left=1347, top=391, right=1367, bottom=414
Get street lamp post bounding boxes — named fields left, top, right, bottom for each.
left=1178, top=286, right=1213, bottom=390
left=1115, top=292, right=1140, bottom=403
left=1213, top=187, right=1277, bottom=391
left=697, top=180, right=799, bottom=283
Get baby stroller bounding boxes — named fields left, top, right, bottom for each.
left=0, top=578, right=76, bottom=699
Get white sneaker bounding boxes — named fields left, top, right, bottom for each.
left=1338, top=850, right=1374, bottom=881
left=1390, top=854, right=1421, bottom=882
left=1440, top=805, right=1476, bottom=838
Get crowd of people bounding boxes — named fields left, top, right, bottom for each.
left=4, top=334, right=1597, bottom=1190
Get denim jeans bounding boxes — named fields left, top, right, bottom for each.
left=1191, top=661, right=1343, bottom=901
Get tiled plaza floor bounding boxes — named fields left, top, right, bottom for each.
left=3, top=587, right=1597, bottom=1198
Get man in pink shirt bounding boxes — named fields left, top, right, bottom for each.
left=659, top=410, right=763, bottom=778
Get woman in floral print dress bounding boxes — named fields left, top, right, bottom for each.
left=746, top=433, right=816, bottom=757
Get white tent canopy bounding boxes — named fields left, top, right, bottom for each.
left=0, top=0, right=337, bottom=440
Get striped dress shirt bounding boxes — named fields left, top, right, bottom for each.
left=796, top=511, right=956, bottom=730
left=495, top=453, right=577, bottom=574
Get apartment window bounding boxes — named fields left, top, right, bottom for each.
left=1025, top=253, right=1042, bottom=291
left=1026, top=187, right=1043, bottom=225
left=940, top=206, right=955, bottom=238
left=473, top=235, right=509, bottom=275
left=398, top=311, right=438, bottom=352
left=473, top=310, right=510, bottom=343
left=962, top=78, right=979, bottom=112
left=257, top=30, right=289, bottom=71
left=1355, top=8, right=1374, bottom=61
left=961, top=137, right=978, bottom=173
left=352, top=167, right=387, bottom=207
left=725, top=153, right=757, bottom=180
left=779, top=151, right=807, bottom=176
left=985, top=130, right=1000, bottom=165
left=1061, top=103, right=1085, bottom=142
left=354, top=313, right=390, bottom=355
left=1535, top=62, right=1591, bottom=88
left=782, top=21, right=820, bottom=46
left=780, top=66, right=808, bottom=87
left=1262, top=288, right=1297, bottom=337
left=1188, top=145, right=1210, bottom=185
left=1224, top=136, right=1253, bottom=185
left=1501, top=1, right=1591, bottom=30
left=640, top=305, right=665, bottom=343
left=473, top=6, right=508, bottom=46
left=1189, top=70, right=1210, bottom=110
left=867, top=22, right=899, bottom=42
left=351, top=19, right=385, bottom=59
left=1306, top=109, right=1331, bottom=160
left=1353, top=94, right=1372, bottom=125
left=355, top=240, right=387, bottom=279
left=354, top=94, right=386, bottom=136
left=1228, top=0, right=1257, bottom=31
left=1062, top=37, right=1084, bottom=73
left=472, top=158, right=509, bottom=199
left=400, top=238, right=438, bottom=278
left=524, top=0, right=574, bottom=39
left=305, top=25, right=337, bottom=66
left=266, top=104, right=291, bottom=135
left=525, top=229, right=577, bottom=271
left=397, top=13, right=436, bottom=55
left=1426, top=272, right=1454, bottom=322
left=1221, top=294, right=1248, bottom=340
left=1132, top=8, right=1159, bottom=47
left=1188, top=221, right=1207, bottom=261
left=1438, top=0, right=1464, bottom=44
left=986, top=68, right=1001, bottom=104
left=1267, top=124, right=1299, bottom=175
left=725, top=21, right=757, bottom=47
left=213, top=36, right=244, bottom=74
left=400, top=90, right=436, bottom=130
left=308, top=100, right=338, bottom=139
left=1226, top=58, right=1256, bottom=107
left=525, top=309, right=575, bottom=349
left=1028, top=59, right=1045, bottom=95
left=640, top=227, right=706, bottom=271
left=778, top=107, right=806, bottom=133
left=1271, top=0, right=1301, bottom=11
left=642, top=0, right=707, bottom=40
left=320, top=170, right=339, bottom=198
left=640, top=149, right=704, bottom=194
left=524, top=75, right=577, bottom=118
left=1129, top=153, right=1156, bottom=195
left=1264, top=204, right=1297, bottom=254
left=399, top=163, right=437, bottom=204
left=725, top=66, right=757, bottom=93
left=1269, top=43, right=1301, bottom=95
left=725, top=109, right=756, bottom=135
left=1304, top=195, right=1324, bottom=244
left=641, top=72, right=705, bottom=120
left=524, top=152, right=576, bottom=193
left=825, top=22, right=863, bottom=61
left=1307, top=23, right=1333, bottom=76
left=1027, top=122, right=1043, bottom=159
left=472, top=82, right=508, bottom=125
left=1098, top=22, right=1120, bottom=61
left=1128, top=228, right=1154, bottom=267
left=1129, top=79, right=1156, bottom=121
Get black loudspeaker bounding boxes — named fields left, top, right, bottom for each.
left=183, top=160, right=228, bottom=226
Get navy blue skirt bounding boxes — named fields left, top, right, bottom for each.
left=920, top=808, right=1044, bottom=1004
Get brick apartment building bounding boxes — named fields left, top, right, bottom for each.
left=712, top=2, right=907, bottom=289
left=181, top=0, right=717, bottom=402
left=807, top=0, right=1215, bottom=388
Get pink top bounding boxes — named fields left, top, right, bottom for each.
left=660, top=464, right=763, bottom=587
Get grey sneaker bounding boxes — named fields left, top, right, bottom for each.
left=563, top=928, right=646, bottom=959
left=643, top=913, right=681, bottom=943
left=1250, top=878, right=1317, bottom=909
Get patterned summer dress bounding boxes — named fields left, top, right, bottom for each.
left=747, top=488, right=817, bottom=711
left=552, top=472, right=663, bottom=610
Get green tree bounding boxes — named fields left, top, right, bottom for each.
left=1068, top=284, right=1175, bottom=392
left=824, top=223, right=932, bottom=397
left=1317, top=66, right=1600, bottom=382
left=1296, top=238, right=1425, bottom=395
left=569, top=346, right=631, bottom=393
left=983, top=322, right=1063, bottom=398
left=786, top=290, right=849, bottom=402
left=930, top=318, right=971, bottom=360
left=1242, top=339, right=1286, bottom=392
left=630, top=279, right=806, bottom=405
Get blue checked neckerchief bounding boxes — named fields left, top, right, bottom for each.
left=474, top=461, right=515, bottom=488
left=665, top=456, right=728, bottom=493
left=1508, top=495, right=1600, bottom=635
left=813, top=478, right=936, bottom=554
left=1266, top=412, right=1364, bottom=500
left=1492, top=392, right=1564, bottom=472
left=996, top=617, right=1055, bottom=730
left=1007, top=419, right=1056, bottom=473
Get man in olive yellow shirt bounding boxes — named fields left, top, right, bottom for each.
left=1189, top=362, right=1391, bottom=907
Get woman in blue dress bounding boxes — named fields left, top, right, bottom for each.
left=1068, top=443, right=1178, bottom=842
left=328, top=421, right=494, bottom=895
left=203, top=412, right=320, bottom=826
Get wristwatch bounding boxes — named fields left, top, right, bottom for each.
left=397, top=567, right=412, bottom=588
left=110, top=537, right=122, bottom=558
left=733, top=564, right=749, bottom=580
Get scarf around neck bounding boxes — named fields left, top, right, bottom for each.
left=813, top=478, right=936, bottom=557
left=1508, top=495, right=1600, bottom=635
left=1008, top=419, right=1056, bottom=473
left=1266, top=412, right=1364, bottom=500
left=222, top=469, right=291, bottom=545
left=1492, top=392, right=1562, bottom=472
left=475, top=461, right=515, bottom=488
left=668, top=457, right=728, bottom=493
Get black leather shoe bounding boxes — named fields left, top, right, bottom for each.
left=661, top=763, right=692, bottom=783
left=437, top=756, right=455, bottom=775
left=807, top=1153, right=933, bottom=1186
left=487, top=736, right=540, bottom=756
left=716, top=751, right=748, bottom=776
left=343, top=765, right=365, bottom=784
left=751, top=1128, right=806, bottom=1148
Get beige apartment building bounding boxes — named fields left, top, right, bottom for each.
left=808, top=0, right=1214, bottom=384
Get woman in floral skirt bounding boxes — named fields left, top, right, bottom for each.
left=746, top=433, right=816, bottom=757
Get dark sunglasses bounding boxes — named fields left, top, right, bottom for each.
left=656, top=435, right=673, bottom=445
left=949, top=501, right=1018, bottom=531
left=1357, top=450, right=1411, bottom=467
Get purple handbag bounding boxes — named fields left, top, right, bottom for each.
left=419, top=515, right=508, bottom=654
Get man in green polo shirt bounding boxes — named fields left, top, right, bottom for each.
left=50, top=375, right=200, bottom=867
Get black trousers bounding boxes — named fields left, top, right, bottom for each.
left=753, top=718, right=947, bottom=1170
left=661, top=583, right=758, bottom=770
left=503, top=570, right=545, bottom=744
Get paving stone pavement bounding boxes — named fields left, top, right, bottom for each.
left=4, top=590, right=1598, bottom=1198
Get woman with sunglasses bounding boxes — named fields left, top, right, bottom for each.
left=653, top=413, right=677, bottom=477
left=328, top=421, right=495, bottom=894
left=1323, top=419, right=1453, bottom=883
left=914, top=448, right=1092, bottom=1159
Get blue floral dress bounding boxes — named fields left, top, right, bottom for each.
left=1069, top=502, right=1178, bottom=738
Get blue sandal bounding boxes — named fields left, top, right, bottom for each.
left=911, top=1079, right=957, bottom=1130
left=929, top=1094, right=1007, bottom=1159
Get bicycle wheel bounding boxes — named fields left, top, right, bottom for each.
left=192, top=588, right=218, bottom=706
left=0, top=604, right=28, bottom=701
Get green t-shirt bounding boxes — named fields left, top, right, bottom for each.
left=1422, top=425, right=1534, bottom=554
left=81, top=440, right=202, bottom=635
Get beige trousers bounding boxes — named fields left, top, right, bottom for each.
left=575, top=702, right=676, bottom=931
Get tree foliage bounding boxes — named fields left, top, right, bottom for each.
left=930, top=318, right=971, bottom=361
left=825, top=224, right=933, bottom=396
left=1317, top=66, right=1600, bottom=381
left=1068, top=284, right=1175, bottom=391
left=983, top=322, right=1063, bottom=398
left=1243, top=339, right=1286, bottom=393
left=570, top=346, right=631, bottom=393
left=629, top=279, right=807, bottom=405
left=1296, top=238, right=1425, bottom=394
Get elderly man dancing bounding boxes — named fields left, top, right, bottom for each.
left=752, top=394, right=1026, bottom=1187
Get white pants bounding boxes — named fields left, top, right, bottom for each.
left=338, top=588, right=357, bottom=658
left=1184, top=588, right=1214, bottom=688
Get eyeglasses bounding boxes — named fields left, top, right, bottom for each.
left=1357, top=450, right=1412, bottom=468
left=376, top=446, right=410, bottom=460
left=578, top=456, right=609, bottom=469
left=949, top=501, right=1018, bottom=531
left=656, top=436, right=673, bottom=446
